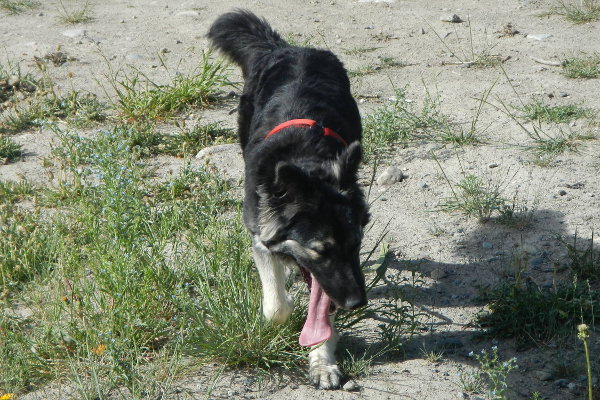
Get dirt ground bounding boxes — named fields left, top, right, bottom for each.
left=2, top=0, right=600, bottom=399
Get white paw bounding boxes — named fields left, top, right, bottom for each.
left=309, top=362, right=342, bottom=389
left=262, top=294, right=293, bottom=324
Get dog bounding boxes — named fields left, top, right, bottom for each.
left=208, top=10, right=370, bottom=389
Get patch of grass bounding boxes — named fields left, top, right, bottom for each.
left=551, top=0, right=600, bottom=23
left=0, top=135, right=22, bottom=162
left=520, top=99, right=593, bottom=123
left=1, top=90, right=107, bottom=133
left=105, top=51, right=234, bottom=122
left=342, top=46, right=380, bottom=56
left=438, top=173, right=506, bottom=222
left=477, top=240, right=600, bottom=347
left=57, top=0, right=93, bottom=24
left=525, top=128, right=591, bottom=165
left=157, top=122, right=235, bottom=157
left=0, top=59, right=40, bottom=104
left=0, top=179, right=34, bottom=204
left=0, top=0, right=38, bottom=13
left=563, top=233, right=600, bottom=281
left=562, top=55, right=600, bottom=78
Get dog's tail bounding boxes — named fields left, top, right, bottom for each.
left=207, top=9, right=287, bottom=77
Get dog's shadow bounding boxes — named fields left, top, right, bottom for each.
left=338, top=207, right=594, bottom=370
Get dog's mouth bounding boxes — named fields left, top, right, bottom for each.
left=298, top=266, right=337, bottom=347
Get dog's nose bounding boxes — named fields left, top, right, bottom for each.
left=344, top=294, right=367, bottom=310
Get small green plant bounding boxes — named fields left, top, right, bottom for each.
left=57, top=0, right=93, bottom=24
left=0, top=135, right=22, bottom=162
left=468, top=347, right=518, bottom=400
left=578, top=324, right=594, bottom=400
left=562, top=55, right=600, bottom=78
left=520, top=99, right=593, bottom=123
left=0, top=0, right=38, bottom=13
left=104, top=51, right=234, bottom=122
left=0, top=59, right=40, bottom=103
left=348, top=57, right=408, bottom=77
left=438, top=173, right=506, bottom=222
left=551, top=0, right=600, bottom=23
left=420, top=344, right=445, bottom=363
left=342, top=46, right=380, bottom=56
left=0, top=179, right=34, bottom=204
left=563, top=232, right=600, bottom=281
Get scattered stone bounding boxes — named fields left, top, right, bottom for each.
left=482, top=242, right=493, bottom=249
left=498, top=23, right=519, bottom=37
left=37, top=12, right=44, bottom=16
left=559, top=189, right=567, bottom=196
left=176, top=10, right=199, bottom=17
left=196, top=143, right=240, bottom=160
left=175, top=39, right=182, bottom=44
left=440, top=14, right=463, bottom=23
left=488, top=163, right=499, bottom=168
left=125, top=53, right=145, bottom=62
left=527, top=33, right=553, bottom=41
left=559, top=92, right=569, bottom=97
left=377, top=166, right=405, bottom=185
left=430, top=268, right=447, bottom=280
left=533, top=370, right=553, bottom=381
left=61, top=28, right=86, bottom=39
left=418, top=181, right=429, bottom=189
left=343, top=380, right=360, bottom=391
left=566, top=182, right=584, bottom=189
left=567, top=382, right=578, bottom=393
left=160, top=47, right=170, bottom=54
left=554, top=379, right=569, bottom=388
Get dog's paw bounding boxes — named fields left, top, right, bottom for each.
left=262, top=294, right=293, bottom=324
left=309, top=363, right=342, bottom=389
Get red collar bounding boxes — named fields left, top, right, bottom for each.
left=265, top=119, right=348, bottom=146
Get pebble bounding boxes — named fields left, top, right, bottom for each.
left=533, top=370, right=553, bottom=381
left=430, top=268, right=447, bottom=280
left=176, top=10, right=199, bottom=17
left=377, top=166, right=406, bottom=185
left=343, top=380, right=359, bottom=391
left=125, top=53, right=145, bottom=61
left=554, top=379, right=569, bottom=388
left=418, top=181, right=429, bottom=189
left=482, top=242, right=493, bottom=249
left=160, top=47, right=170, bottom=54
left=488, top=163, right=499, bottom=168
left=527, top=33, right=553, bottom=41
left=440, top=14, right=463, bottom=23
left=559, top=92, right=569, bottom=97
left=61, top=28, right=86, bottom=39
left=559, top=189, right=567, bottom=196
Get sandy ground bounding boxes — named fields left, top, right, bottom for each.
left=2, top=0, right=600, bottom=399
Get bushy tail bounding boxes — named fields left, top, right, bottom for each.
left=207, top=10, right=287, bottom=77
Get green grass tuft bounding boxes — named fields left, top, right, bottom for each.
left=0, top=0, right=38, bottom=13
left=439, top=174, right=506, bottom=222
left=520, top=99, right=593, bottom=123
left=562, top=55, right=600, bottom=79
left=551, top=0, right=600, bottom=23
left=0, top=135, right=22, bottom=161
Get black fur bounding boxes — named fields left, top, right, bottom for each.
left=208, top=10, right=369, bottom=310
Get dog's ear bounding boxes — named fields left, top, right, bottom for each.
left=274, top=162, right=313, bottom=197
left=337, top=141, right=362, bottom=188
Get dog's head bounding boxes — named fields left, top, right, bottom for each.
left=258, top=142, right=370, bottom=310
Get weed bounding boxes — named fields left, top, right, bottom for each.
left=104, top=51, right=234, bottom=122
left=157, top=122, right=235, bottom=157
left=342, top=46, right=380, bottom=56
left=57, top=0, right=93, bottom=24
left=420, top=344, right=445, bottom=363
left=438, top=173, right=506, bottom=222
left=0, top=135, right=22, bottom=162
left=0, top=0, right=38, bottom=13
left=551, top=0, right=600, bottom=23
left=562, top=55, right=600, bottom=78
left=520, top=99, right=592, bottom=123
left=468, top=347, right=518, bottom=400
left=0, top=59, right=40, bottom=103
left=348, top=57, right=408, bottom=77
left=284, top=32, right=315, bottom=47
left=496, top=198, right=536, bottom=230
left=563, top=232, right=600, bottom=281
left=0, top=179, right=34, bottom=204
left=578, top=324, right=594, bottom=400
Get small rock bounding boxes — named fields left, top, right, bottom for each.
left=37, top=12, right=44, bottom=16
left=418, top=181, right=429, bottom=189
left=430, top=268, right=447, bottom=280
left=482, top=242, right=493, bottom=249
left=488, top=163, right=499, bottom=168
left=530, top=257, right=545, bottom=268
left=527, top=33, right=553, bottom=41
left=160, top=47, right=170, bottom=54
left=533, top=370, right=553, bottom=381
left=226, top=390, right=237, bottom=397
left=125, top=53, right=145, bottom=61
left=554, top=379, right=569, bottom=388
left=343, top=380, right=359, bottom=391
left=440, top=14, right=463, bottom=23
left=176, top=10, right=199, bottom=17
left=567, top=382, right=578, bottom=392
left=175, top=39, right=182, bottom=44
left=559, top=189, right=567, bottom=196
left=559, top=92, right=569, bottom=97
left=377, top=166, right=405, bottom=185
left=61, top=28, right=86, bottom=39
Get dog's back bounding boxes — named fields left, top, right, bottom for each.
left=208, top=10, right=361, bottom=151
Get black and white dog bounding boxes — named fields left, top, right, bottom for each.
left=208, top=10, right=370, bottom=389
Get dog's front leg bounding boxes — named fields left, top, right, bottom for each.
left=252, top=237, right=294, bottom=324
left=308, top=314, right=342, bottom=389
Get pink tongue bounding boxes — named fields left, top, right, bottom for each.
left=299, top=273, right=332, bottom=347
